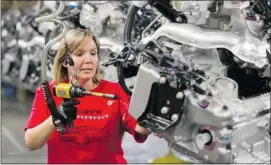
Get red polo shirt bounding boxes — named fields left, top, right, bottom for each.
left=25, top=79, right=148, bottom=164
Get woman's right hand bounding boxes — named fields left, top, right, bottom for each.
left=56, top=99, right=80, bottom=126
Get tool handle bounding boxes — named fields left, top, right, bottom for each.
left=83, top=91, right=119, bottom=99
left=63, top=98, right=74, bottom=128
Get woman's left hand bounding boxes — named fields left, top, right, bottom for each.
left=135, top=124, right=152, bottom=135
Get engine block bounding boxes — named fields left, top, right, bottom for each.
left=125, top=0, right=270, bottom=163
left=128, top=62, right=270, bottom=163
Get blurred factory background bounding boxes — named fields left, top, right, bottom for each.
left=1, top=1, right=168, bottom=163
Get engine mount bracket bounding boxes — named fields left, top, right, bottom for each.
left=137, top=80, right=185, bottom=133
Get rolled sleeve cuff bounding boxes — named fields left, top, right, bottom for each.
left=122, top=112, right=149, bottom=143
left=131, top=121, right=148, bottom=143
left=134, top=131, right=148, bottom=143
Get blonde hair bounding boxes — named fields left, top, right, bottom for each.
left=53, top=28, right=101, bottom=84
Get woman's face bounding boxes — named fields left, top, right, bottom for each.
left=67, top=37, right=99, bottom=82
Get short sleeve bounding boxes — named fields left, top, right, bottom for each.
left=117, top=84, right=148, bottom=143
left=24, top=87, right=50, bottom=131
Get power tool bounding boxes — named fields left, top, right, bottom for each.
left=53, top=83, right=119, bottom=99
left=51, top=83, right=119, bottom=129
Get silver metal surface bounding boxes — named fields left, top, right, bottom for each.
left=129, top=60, right=270, bottom=163
left=128, top=1, right=271, bottom=162
left=129, top=63, right=161, bottom=119
left=141, top=23, right=268, bottom=68
left=99, top=37, right=123, bottom=53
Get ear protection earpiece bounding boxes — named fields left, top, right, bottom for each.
left=63, top=38, right=74, bottom=66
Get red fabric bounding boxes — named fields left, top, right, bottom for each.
left=25, top=79, right=148, bottom=164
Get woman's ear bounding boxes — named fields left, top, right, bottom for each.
left=62, top=60, right=68, bottom=68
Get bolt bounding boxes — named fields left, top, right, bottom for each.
left=159, top=77, right=166, bottom=84
left=176, top=17, right=182, bottom=22
left=176, top=92, right=184, bottom=99
left=171, top=114, right=179, bottom=121
left=161, top=107, right=170, bottom=114
left=241, top=63, right=247, bottom=68
left=227, top=125, right=233, bottom=130
left=226, top=144, right=232, bottom=150
left=222, top=105, right=228, bottom=110
left=207, top=92, right=213, bottom=97
left=198, top=100, right=209, bottom=108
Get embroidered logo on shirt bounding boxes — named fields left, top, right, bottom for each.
left=77, top=109, right=109, bottom=120
left=77, top=114, right=108, bottom=120
left=107, top=100, right=115, bottom=106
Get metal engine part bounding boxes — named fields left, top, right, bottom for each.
left=140, top=22, right=269, bottom=68
left=128, top=0, right=271, bottom=163
left=171, top=1, right=213, bottom=25
left=79, top=3, right=103, bottom=36
left=129, top=61, right=270, bottom=163
left=79, top=1, right=127, bottom=41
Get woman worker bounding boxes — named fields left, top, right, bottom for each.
left=24, top=28, right=151, bottom=164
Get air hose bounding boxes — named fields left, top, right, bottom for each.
left=117, top=62, right=133, bottom=96
left=35, top=1, right=69, bottom=133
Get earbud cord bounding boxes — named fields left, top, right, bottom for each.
left=61, top=21, right=78, bottom=87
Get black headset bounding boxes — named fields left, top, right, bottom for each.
left=63, top=37, right=75, bottom=67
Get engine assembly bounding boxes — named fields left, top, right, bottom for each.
left=123, top=0, right=271, bottom=163
left=2, top=0, right=270, bottom=164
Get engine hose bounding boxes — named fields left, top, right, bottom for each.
left=35, top=2, right=67, bottom=82
left=35, top=1, right=69, bottom=133
left=39, top=19, right=67, bottom=81
left=117, top=62, right=132, bottom=96
left=44, top=29, right=51, bottom=45
left=117, top=4, right=141, bottom=96
left=56, top=10, right=80, bottom=20
left=123, top=5, right=140, bottom=45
